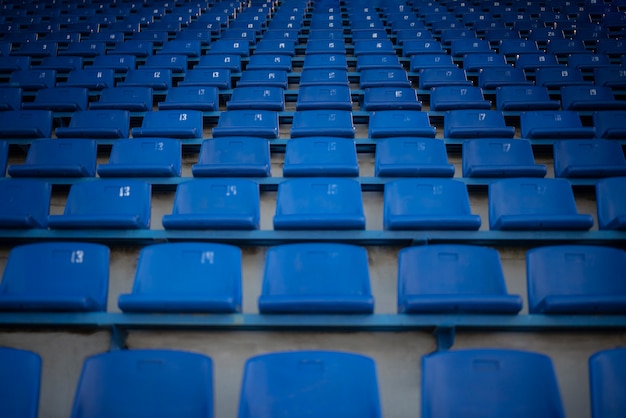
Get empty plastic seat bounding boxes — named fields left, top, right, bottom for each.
left=227, top=86, right=284, bottom=111
left=567, top=53, right=611, bottom=70
left=430, top=86, right=491, bottom=111
left=158, top=40, right=201, bottom=58
left=514, top=53, right=560, bottom=71
left=290, top=110, right=355, bottom=138
left=299, top=69, right=349, bottom=87
left=8, top=139, right=96, bottom=177
left=594, top=110, right=626, bottom=139
left=356, top=54, right=403, bottom=71
left=477, top=66, right=532, bottom=89
left=158, top=86, right=219, bottom=112
left=10, top=41, right=57, bottom=58
left=253, top=40, right=297, bottom=57
left=535, top=66, right=591, bottom=88
left=596, top=176, right=626, bottom=230
left=353, top=39, right=395, bottom=56
left=444, top=110, right=515, bottom=138
left=259, top=243, right=374, bottom=313
left=520, top=111, right=595, bottom=139
left=132, top=110, right=203, bottom=139
left=98, top=138, right=182, bottom=177
left=90, top=87, right=152, bottom=112
left=56, top=110, right=130, bottom=138
left=118, top=243, right=242, bottom=313
left=192, top=137, right=270, bottom=177
left=375, top=137, right=454, bottom=177
left=162, top=179, right=260, bottom=230
left=0, top=110, right=53, bottom=138
left=398, top=245, right=523, bottom=313
left=274, top=178, right=365, bottom=230
left=70, top=349, right=213, bottom=418
left=402, top=40, right=444, bottom=57
left=22, top=87, right=88, bottom=112
left=236, top=70, right=288, bottom=89
left=302, top=53, right=348, bottom=70
left=58, top=41, right=105, bottom=58
left=0, top=347, right=41, bottom=418
left=499, top=39, right=541, bottom=56
left=196, top=54, right=242, bottom=73
left=489, top=178, right=594, bottom=230
left=48, top=180, right=151, bottom=229
left=0, top=242, right=109, bottom=311
left=451, top=39, right=492, bottom=57
left=0, top=179, right=50, bottom=228
left=111, top=40, right=153, bottom=57
left=239, top=351, right=381, bottom=417
left=560, top=85, right=626, bottom=110
left=463, top=139, right=547, bottom=177
left=384, top=178, right=480, bottom=230
left=213, top=110, right=279, bottom=139
left=179, top=69, right=231, bottom=90
left=594, top=66, right=626, bottom=90
left=57, top=69, right=115, bottom=90
left=118, top=69, right=172, bottom=90
left=7, top=69, right=56, bottom=90
left=410, top=54, right=455, bottom=71
left=208, top=39, right=250, bottom=57
left=422, top=349, right=565, bottom=418
left=596, top=38, right=626, bottom=57
left=90, top=55, right=136, bottom=73
left=589, top=348, right=626, bottom=418
left=527, top=245, right=626, bottom=313
left=143, top=54, right=188, bottom=73
left=305, top=39, right=346, bottom=55
left=362, top=87, right=422, bottom=111
left=553, top=140, right=626, bottom=178
left=496, top=86, right=561, bottom=110
left=463, top=53, right=508, bottom=72
left=0, top=87, right=21, bottom=111
left=0, top=56, right=30, bottom=73
left=246, top=54, right=292, bottom=72
left=360, top=68, right=411, bottom=89
left=546, top=39, right=587, bottom=57
left=369, top=110, right=436, bottom=138
left=295, top=85, right=352, bottom=111
left=283, top=137, right=358, bottom=177
left=418, top=67, right=473, bottom=90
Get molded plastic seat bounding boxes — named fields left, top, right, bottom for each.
left=0, top=179, right=50, bottom=228
left=520, top=111, right=595, bottom=139
left=259, top=244, right=374, bottom=313
left=0, top=242, right=109, bottom=312
left=192, top=137, right=270, bottom=177
left=356, top=54, right=403, bottom=71
left=70, top=349, right=213, bottom=418
left=463, top=139, right=547, bottom=177
left=0, top=347, right=41, bottom=418
left=283, top=137, right=358, bottom=177
left=208, top=39, right=250, bottom=57
left=418, top=67, right=473, bottom=89
left=496, top=86, right=560, bottom=110
left=489, top=178, right=594, bottom=230
left=58, top=41, right=105, bottom=58
left=0, top=110, right=53, bottom=138
left=298, top=69, right=349, bottom=87
left=535, top=66, right=591, bottom=88
left=553, top=140, right=626, bottom=178
left=98, top=138, right=182, bottom=177
left=236, top=70, right=288, bottom=89
left=451, top=39, right=492, bottom=57
left=302, top=54, right=348, bottom=70
left=158, top=40, right=201, bottom=58
left=10, top=41, right=57, bottom=58
left=227, top=86, right=284, bottom=111
left=527, top=245, right=626, bottom=313
left=290, top=110, right=355, bottom=138
left=158, top=86, right=219, bottom=111
left=567, top=53, right=611, bottom=70
left=369, top=110, right=436, bottom=138
left=295, top=85, right=352, bottom=111
left=398, top=245, right=523, bottom=313
left=111, top=40, right=153, bottom=57
left=56, top=110, right=129, bottom=138
left=0, top=56, right=30, bottom=73
left=179, top=69, right=231, bottom=90
left=132, top=110, right=203, bottom=139
left=596, top=177, right=626, bottom=230
left=560, top=85, right=626, bottom=110
left=362, top=87, right=422, bottom=111
left=8, top=139, right=96, bottom=177
left=253, top=40, right=297, bottom=57
left=305, top=39, right=346, bottom=55
left=499, top=39, right=541, bottom=56
left=118, top=69, right=172, bottom=90
left=594, top=66, right=626, bottom=90
left=410, top=54, right=455, bottom=71
left=0, top=87, right=21, bottom=110
left=118, top=243, right=242, bottom=313
left=353, top=39, right=395, bottom=56
left=444, top=110, right=515, bottom=138
left=143, top=54, right=188, bottom=73
left=430, top=86, right=491, bottom=111
left=422, top=349, right=565, bottom=418
left=594, top=110, right=626, bottom=138
left=162, top=179, right=260, bottom=230
left=196, top=54, right=242, bottom=73
left=384, top=179, right=480, bottom=230
left=48, top=180, right=151, bottom=229
left=274, top=178, right=365, bottom=230
left=22, top=87, right=88, bottom=112
left=402, top=40, right=444, bottom=57
left=246, top=54, right=292, bottom=72
left=239, top=351, right=381, bottom=417
left=514, top=53, right=560, bottom=72
left=57, top=69, right=115, bottom=91
left=213, top=110, right=279, bottom=139
left=90, top=87, right=152, bottom=112
left=546, top=39, right=587, bottom=57
left=463, top=53, right=508, bottom=72
left=7, top=69, right=56, bottom=90
left=477, top=66, right=532, bottom=89
left=590, top=348, right=626, bottom=418
left=91, top=55, right=136, bottom=73
left=375, top=137, right=454, bottom=177
left=596, top=38, right=626, bottom=56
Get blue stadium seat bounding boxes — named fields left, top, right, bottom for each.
left=239, top=351, right=381, bottom=418
left=213, top=110, right=279, bottom=139
left=10, top=41, right=57, bottom=58
left=353, top=39, right=395, bottom=56
left=253, top=40, right=297, bottom=57
left=227, top=86, right=285, bottom=111
left=398, top=245, right=522, bottom=313
left=162, top=179, right=260, bottom=230
left=221, top=29, right=256, bottom=46
left=39, top=56, right=83, bottom=72
left=593, top=66, right=626, bottom=90
left=56, top=110, right=130, bottom=139
left=274, top=178, right=365, bottom=230
left=0, top=347, right=41, bottom=418
left=90, top=55, right=136, bottom=73
left=0, top=110, right=53, bottom=138
left=246, top=54, right=292, bottom=72
left=596, top=176, right=626, bottom=230
left=236, top=70, right=288, bottom=89
left=375, top=137, right=454, bottom=177
left=0, top=242, right=109, bottom=312
left=302, top=53, right=348, bottom=70
left=290, top=110, right=355, bottom=138
left=596, top=38, right=626, bottom=57
left=489, top=178, right=594, bottom=230
left=57, top=69, right=115, bottom=91
left=499, top=39, right=541, bottom=56
left=410, top=54, right=455, bottom=71
left=90, top=87, right=152, bottom=112
left=589, top=348, right=626, bottom=418
left=462, top=53, right=508, bottom=71
left=295, top=85, right=352, bottom=111
left=305, top=39, right=346, bottom=55
left=8, top=139, right=96, bottom=177
left=98, top=138, right=182, bottom=177
left=356, top=54, right=403, bottom=71
left=402, top=40, right=444, bottom=57
left=299, top=69, right=349, bottom=87
left=118, top=243, right=242, bottom=313
left=283, top=137, right=358, bottom=177
left=444, top=110, right=515, bottom=138
left=179, top=69, right=231, bottom=90
left=58, top=41, right=106, bottom=58
left=0, top=179, right=50, bottom=228
left=422, top=349, right=565, bottom=418
left=567, top=53, right=611, bottom=71
left=192, top=137, right=270, bottom=177
left=118, top=69, right=172, bottom=90
left=527, top=245, right=626, bottom=313
left=158, top=40, right=201, bottom=58
left=48, top=180, right=151, bottom=229
left=143, top=54, right=188, bottom=73
left=430, top=86, right=491, bottom=111
left=70, top=350, right=213, bottom=418
left=362, top=87, right=422, bottom=111
left=111, top=40, right=153, bottom=57
left=450, top=39, right=492, bottom=57
left=132, top=110, right=203, bottom=139
left=477, top=66, right=532, bottom=89
left=546, top=39, right=587, bottom=57
left=418, top=67, right=473, bottom=89
left=496, top=86, right=561, bottom=110
left=520, top=111, right=595, bottom=139
left=259, top=243, right=374, bottom=313
left=207, top=39, right=250, bottom=57
left=369, top=110, right=436, bottom=138
left=22, top=87, right=88, bottom=112
left=0, top=86, right=22, bottom=110
left=176, top=29, right=212, bottom=47
left=594, top=110, right=626, bottom=139
left=7, top=69, right=56, bottom=90
left=158, top=86, right=219, bottom=112
left=196, top=54, right=242, bottom=73
left=553, top=140, right=626, bottom=178
left=384, top=179, right=481, bottom=230
left=0, top=56, right=30, bottom=73
left=535, top=66, right=591, bottom=88
left=560, top=85, right=626, bottom=110
left=463, top=139, right=547, bottom=177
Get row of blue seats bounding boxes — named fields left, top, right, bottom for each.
left=1, top=241, right=625, bottom=314
left=2, top=137, right=625, bottom=179
left=4, top=345, right=625, bottom=418
left=1, top=176, right=625, bottom=231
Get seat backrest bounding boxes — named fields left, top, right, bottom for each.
left=589, top=348, right=626, bottom=418
left=283, top=137, right=358, bottom=177
left=0, top=179, right=50, bottom=228
left=56, top=110, right=130, bottom=139
left=192, top=137, right=270, bottom=177
left=131, top=110, right=203, bottom=139
left=444, top=110, right=515, bottom=138
left=594, top=110, right=626, bottom=139
left=8, top=139, right=97, bottom=177
left=0, top=347, right=41, bottom=418
left=98, top=138, right=181, bottom=177
left=375, top=137, right=454, bottom=177
left=520, top=110, right=595, bottom=139
left=0, top=86, right=22, bottom=111
left=290, top=109, right=355, bottom=138
left=462, top=138, right=547, bottom=177
left=596, top=176, right=626, bottom=230
left=0, top=110, right=53, bottom=138
left=553, top=139, right=626, bottom=178
left=495, top=85, right=560, bottom=111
